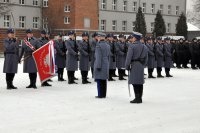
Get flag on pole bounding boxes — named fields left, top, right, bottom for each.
left=33, top=40, right=56, bottom=83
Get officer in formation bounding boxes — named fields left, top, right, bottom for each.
left=55, top=34, right=66, bottom=81
left=94, top=32, right=110, bottom=98
left=65, top=31, right=79, bottom=84
left=19, top=29, right=41, bottom=89
left=164, top=37, right=173, bottom=77
left=155, top=37, right=165, bottom=78
left=125, top=32, right=148, bottom=104
left=116, top=34, right=127, bottom=80
left=146, top=37, right=156, bottom=78
left=78, top=32, right=91, bottom=84
left=38, top=30, right=52, bottom=87
left=107, top=34, right=117, bottom=81
left=175, top=38, right=186, bottom=69
left=90, top=32, right=98, bottom=77
left=190, top=38, right=200, bottom=69
left=3, top=28, right=19, bottom=89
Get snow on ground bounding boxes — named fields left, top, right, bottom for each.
left=0, top=58, right=200, bottom=133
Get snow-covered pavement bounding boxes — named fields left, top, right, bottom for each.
left=0, top=58, right=200, bottom=133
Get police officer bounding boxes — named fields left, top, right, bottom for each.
left=3, top=28, right=19, bottom=89
left=146, top=37, right=156, bottom=78
left=190, top=38, right=199, bottom=69
left=90, top=32, right=98, bottom=77
left=65, top=31, right=79, bottom=84
left=116, top=34, right=127, bottom=80
left=38, top=30, right=52, bottom=86
left=175, top=39, right=185, bottom=68
left=19, top=29, right=41, bottom=89
left=125, top=32, right=148, bottom=104
left=155, top=37, right=164, bottom=78
left=164, top=37, right=173, bottom=77
left=55, top=34, right=66, bottom=81
left=107, top=33, right=117, bottom=81
left=79, top=32, right=91, bottom=84
left=94, top=32, right=110, bottom=98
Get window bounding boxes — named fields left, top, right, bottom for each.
left=151, top=22, right=154, bottom=32
left=112, top=0, right=117, bottom=10
left=33, top=17, right=39, bottom=29
left=176, top=6, right=179, bottom=15
left=84, top=18, right=91, bottom=28
left=100, top=20, right=106, bottom=31
left=123, top=0, right=127, bottom=11
left=19, top=16, right=26, bottom=28
left=167, top=23, right=171, bottom=33
left=142, top=3, right=146, bottom=13
left=112, top=20, right=117, bottom=31
left=43, top=17, right=48, bottom=29
left=64, top=17, right=70, bottom=24
left=151, top=4, right=155, bottom=14
left=43, top=0, right=48, bottom=7
left=159, top=4, right=164, bottom=14
left=133, top=2, right=137, bottom=12
left=3, top=0, right=10, bottom=3
left=132, top=22, right=135, bottom=31
left=19, top=0, right=25, bottom=5
left=64, top=5, right=70, bottom=12
left=33, top=0, right=38, bottom=6
left=101, top=0, right=106, bottom=10
left=168, top=5, right=171, bottom=15
left=122, top=21, right=127, bottom=32
left=4, top=15, right=10, bottom=28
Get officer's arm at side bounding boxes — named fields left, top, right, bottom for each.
left=95, top=45, right=102, bottom=70
left=125, top=46, right=134, bottom=70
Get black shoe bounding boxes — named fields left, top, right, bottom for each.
left=42, top=82, right=52, bottom=87
left=68, top=81, right=78, bottom=84
left=166, top=75, right=173, bottom=77
left=7, top=86, right=12, bottom=90
left=11, top=85, right=18, bottom=89
left=119, top=77, right=126, bottom=80
left=32, top=85, right=37, bottom=89
left=157, top=75, right=164, bottom=78
left=26, top=85, right=33, bottom=88
left=130, top=98, right=142, bottom=104
left=113, top=74, right=118, bottom=77
left=108, top=78, right=116, bottom=81
left=82, top=80, right=91, bottom=84
left=177, top=66, right=182, bottom=69
left=148, top=76, right=156, bottom=78
left=184, top=66, right=189, bottom=68
left=95, top=96, right=105, bottom=99
left=73, top=77, right=78, bottom=80
left=60, top=78, right=66, bottom=81
left=48, top=79, right=53, bottom=82
left=192, top=67, right=198, bottom=70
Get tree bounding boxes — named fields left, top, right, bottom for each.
left=176, top=12, right=188, bottom=39
left=134, top=7, right=147, bottom=36
left=187, top=0, right=200, bottom=28
left=153, top=11, right=166, bottom=37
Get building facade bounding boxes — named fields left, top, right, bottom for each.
left=99, top=0, right=187, bottom=34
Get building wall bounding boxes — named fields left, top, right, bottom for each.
left=98, top=0, right=187, bottom=34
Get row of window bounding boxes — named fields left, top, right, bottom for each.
left=100, top=20, right=172, bottom=33
left=101, top=0, right=180, bottom=15
left=2, top=0, right=48, bottom=7
left=3, top=15, right=39, bottom=29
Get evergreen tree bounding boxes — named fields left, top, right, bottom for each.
left=153, top=11, right=166, bottom=37
left=134, top=7, right=147, bottom=36
left=176, top=12, right=188, bottom=39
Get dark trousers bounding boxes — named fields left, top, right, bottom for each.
left=81, top=71, right=88, bottom=80
left=67, top=71, right=75, bottom=82
left=191, top=54, right=199, bottom=68
left=148, top=68, right=154, bottom=76
left=96, top=79, right=107, bottom=98
left=28, top=73, right=37, bottom=86
left=165, top=68, right=171, bottom=75
left=6, top=73, right=15, bottom=87
left=91, top=68, right=94, bottom=77
left=157, top=67, right=162, bottom=75
left=133, top=84, right=143, bottom=99
left=118, top=69, right=124, bottom=79
left=58, top=68, right=64, bottom=79
left=109, top=69, right=115, bottom=79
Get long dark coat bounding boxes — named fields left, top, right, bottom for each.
left=155, top=43, right=164, bottom=68
left=164, top=43, right=173, bottom=68
left=79, top=40, right=90, bottom=71
left=55, top=40, right=66, bottom=68
left=116, top=41, right=126, bottom=69
left=146, top=43, right=156, bottom=69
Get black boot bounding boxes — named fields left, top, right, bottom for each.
left=157, top=68, right=164, bottom=78
left=165, top=68, right=173, bottom=77
left=42, top=81, right=52, bottom=87
left=119, top=69, right=126, bottom=80
left=130, top=85, right=142, bottom=104
left=6, top=81, right=12, bottom=90
left=130, top=94, right=142, bottom=104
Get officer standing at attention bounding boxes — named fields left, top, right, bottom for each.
left=19, top=29, right=41, bottom=89
left=107, top=33, right=116, bottom=81
left=155, top=37, right=164, bottom=78
left=164, top=37, right=173, bottom=77
left=79, top=32, right=91, bottom=84
left=90, top=32, right=98, bottom=77
left=55, top=34, right=66, bottom=81
left=3, top=28, right=19, bottom=90
left=65, top=31, right=79, bottom=84
left=146, top=37, right=156, bottom=78
left=116, top=34, right=127, bottom=80
left=125, top=32, right=148, bottom=104
left=38, top=30, right=52, bottom=87
left=94, top=32, right=110, bottom=98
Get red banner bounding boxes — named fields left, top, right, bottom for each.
left=33, top=40, right=56, bottom=83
